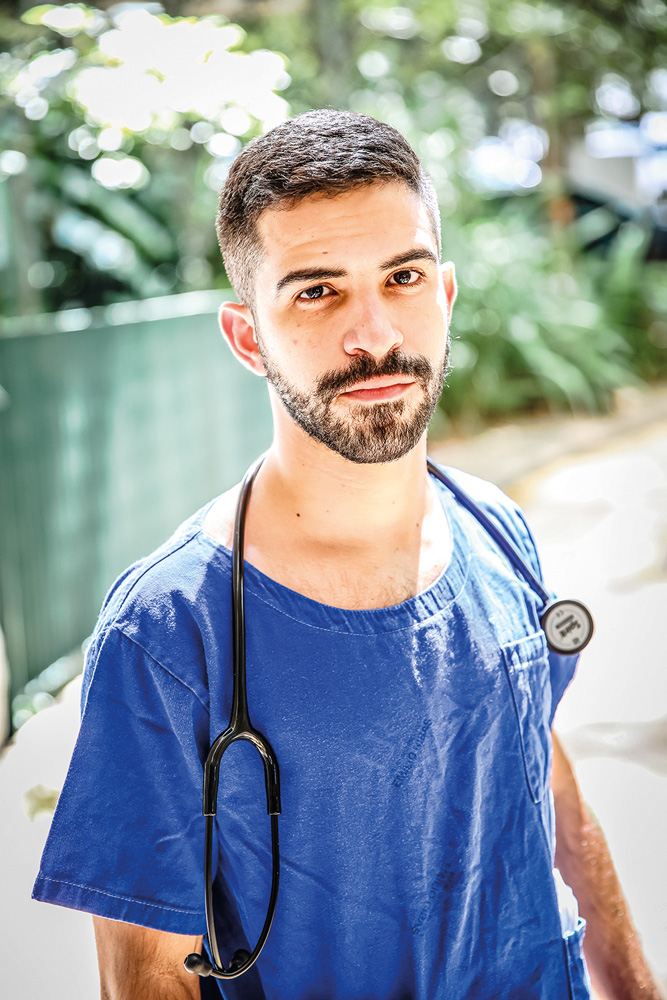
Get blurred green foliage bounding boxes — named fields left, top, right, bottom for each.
left=0, top=3, right=289, bottom=313
left=445, top=207, right=666, bottom=425
left=1, top=0, right=666, bottom=426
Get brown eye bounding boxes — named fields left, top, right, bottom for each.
left=298, top=285, right=330, bottom=300
left=389, top=269, right=421, bottom=286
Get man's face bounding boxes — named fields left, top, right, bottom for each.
left=246, top=181, right=455, bottom=464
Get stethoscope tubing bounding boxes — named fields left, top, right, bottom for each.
left=426, top=460, right=551, bottom=605
left=203, top=812, right=280, bottom=978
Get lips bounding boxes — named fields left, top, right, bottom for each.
left=341, top=376, right=415, bottom=393
left=315, top=351, right=434, bottom=402
left=340, top=378, right=416, bottom=402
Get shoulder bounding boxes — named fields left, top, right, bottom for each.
left=430, top=462, right=542, bottom=577
left=432, top=462, right=524, bottom=523
left=85, top=500, right=233, bottom=692
left=199, top=483, right=242, bottom=550
left=100, top=503, right=225, bottom=625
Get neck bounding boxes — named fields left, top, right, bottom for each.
left=254, top=426, right=431, bottom=551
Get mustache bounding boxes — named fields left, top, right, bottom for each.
left=316, top=351, right=434, bottom=400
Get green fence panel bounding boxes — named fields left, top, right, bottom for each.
left=0, top=291, right=272, bottom=708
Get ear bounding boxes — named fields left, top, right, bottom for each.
left=440, top=261, right=457, bottom=323
left=218, top=301, right=265, bottom=376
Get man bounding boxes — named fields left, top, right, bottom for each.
left=34, top=110, right=660, bottom=999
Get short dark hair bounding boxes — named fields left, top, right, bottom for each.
left=216, top=109, right=441, bottom=306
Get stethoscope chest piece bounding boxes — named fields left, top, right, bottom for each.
left=540, top=599, right=594, bottom=655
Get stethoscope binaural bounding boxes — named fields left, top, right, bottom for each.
left=184, top=456, right=280, bottom=981
left=185, top=456, right=594, bottom=980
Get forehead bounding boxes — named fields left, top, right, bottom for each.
left=254, top=181, right=437, bottom=280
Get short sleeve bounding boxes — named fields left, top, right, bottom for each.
left=32, top=626, right=210, bottom=934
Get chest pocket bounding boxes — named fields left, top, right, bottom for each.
left=501, top=632, right=552, bottom=804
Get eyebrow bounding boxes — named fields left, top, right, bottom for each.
left=380, top=247, right=440, bottom=271
left=274, top=245, right=440, bottom=295
left=275, top=266, right=346, bottom=294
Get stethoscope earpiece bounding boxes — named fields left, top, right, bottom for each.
left=184, top=952, right=213, bottom=976
left=229, top=949, right=252, bottom=972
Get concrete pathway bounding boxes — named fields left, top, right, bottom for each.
left=1, top=386, right=666, bottom=997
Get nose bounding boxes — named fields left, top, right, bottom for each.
left=341, top=293, right=403, bottom=359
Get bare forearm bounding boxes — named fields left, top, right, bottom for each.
left=99, top=969, right=198, bottom=1000
left=100, top=979, right=197, bottom=1000
left=93, top=916, right=202, bottom=1000
left=552, top=736, right=662, bottom=1000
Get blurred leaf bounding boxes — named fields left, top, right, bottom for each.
left=59, top=166, right=175, bottom=261
left=21, top=5, right=54, bottom=26
left=23, top=783, right=59, bottom=820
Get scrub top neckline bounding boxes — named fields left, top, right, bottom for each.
left=196, top=473, right=471, bottom=635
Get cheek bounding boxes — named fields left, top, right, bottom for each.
left=265, top=331, right=327, bottom=382
left=401, top=305, right=446, bottom=349
left=423, top=302, right=450, bottom=338
left=270, top=318, right=341, bottom=367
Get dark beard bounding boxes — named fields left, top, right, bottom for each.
left=258, top=342, right=450, bottom=464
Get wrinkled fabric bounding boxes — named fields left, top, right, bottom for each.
left=33, top=466, right=589, bottom=999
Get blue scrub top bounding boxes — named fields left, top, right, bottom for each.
left=33, top=467, right=590, bottom=999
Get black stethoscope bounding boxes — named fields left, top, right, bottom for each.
left=185, top=456, right=594, bottom=981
